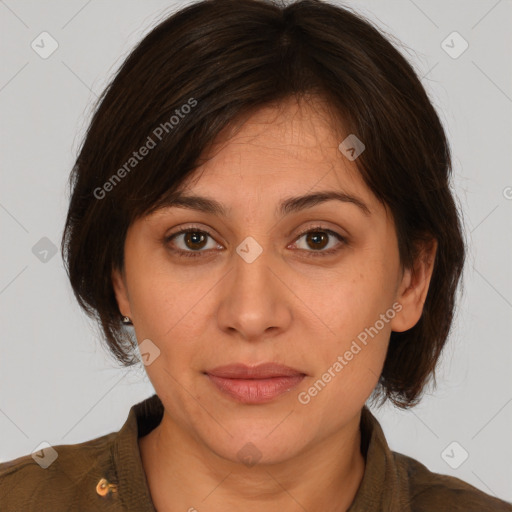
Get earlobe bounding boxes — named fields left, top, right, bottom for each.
left=111, top=268, right=132, bottom=319
left=390, top=238, right=438, bottom=333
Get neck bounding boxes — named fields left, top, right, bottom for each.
left=139, top=409, right=366, bottom=512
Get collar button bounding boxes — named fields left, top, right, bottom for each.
left=96, top=477, right=118, bottom=497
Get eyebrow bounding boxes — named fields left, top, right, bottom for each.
left=159, top=190, right=371, bottom=218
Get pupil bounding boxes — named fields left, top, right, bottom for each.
left=186, top=232, right=205, bottom=249
left=308, top=232, right=327, bottom=250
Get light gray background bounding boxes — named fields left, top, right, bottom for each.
left=1, top=0, right=511, bottom=503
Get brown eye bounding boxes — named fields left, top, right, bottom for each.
left=304, top=231, right=329, bottom=250
left=165, top=228, right=220, bottom=258
left=183, top=231, right=208, bottom=250
left=292, top=227, right=346, bottom=257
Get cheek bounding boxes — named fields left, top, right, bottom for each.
left=125, top=239, right=217, bottom=338
left=298, top=285, right=392, bottom=416
left=302, top=254, right=395, bottom=387
left=310, top=254, right=395, bottom=341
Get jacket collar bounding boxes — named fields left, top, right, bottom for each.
left=347, top=405, right=411, bottom=511
left=112, top=394, right=163, bottom=511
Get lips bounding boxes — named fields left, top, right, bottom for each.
left=205, top=363, right=306, bottom=404
left=206, top=362, right=305, bottom=379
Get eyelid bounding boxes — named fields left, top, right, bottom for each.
left=293, top=224, right=347, bottom=242
left=165, top=223, right=220, bottom=241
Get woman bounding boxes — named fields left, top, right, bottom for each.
left=1, top=0, right=510, bottom=510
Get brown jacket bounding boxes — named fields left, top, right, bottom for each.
left=1, top=393, right=511, bottom=511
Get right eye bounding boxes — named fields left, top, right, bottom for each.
left=164, top=227, right=223, bottom=258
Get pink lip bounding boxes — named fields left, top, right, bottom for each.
left=205, top=363, right=306, bottom=404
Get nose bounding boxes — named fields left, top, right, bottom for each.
left=216, top=238, right=292, bottom=342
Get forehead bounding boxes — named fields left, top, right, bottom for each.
left=180, top=98, right=373, bottom=207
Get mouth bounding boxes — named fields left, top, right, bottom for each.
left=204, top=363, right=306, bottom=404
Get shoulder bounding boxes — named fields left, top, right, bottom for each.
left=392, top=451, right=512, bottom=511
left=0, top=431, right=118, bottom=511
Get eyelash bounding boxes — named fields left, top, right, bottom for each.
left=164, top=225, right=347, bottom=259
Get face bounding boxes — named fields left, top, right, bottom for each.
left=113, top=97, right=430, bottom=465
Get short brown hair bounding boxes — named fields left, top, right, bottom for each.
left=61, top=0, right=466, bottom=408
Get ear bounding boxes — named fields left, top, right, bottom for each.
left=112, top=267, right=132, bottom=319
left=390, top=238, right=438, bottom=333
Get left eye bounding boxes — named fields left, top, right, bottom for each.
left=292, top=228, right=346, bottom=255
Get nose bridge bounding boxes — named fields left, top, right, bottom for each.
left=233, top=234, right=277, bottom=306
left=235, top=235, right=273, bottom=293
left=216, top=234, right=291, bottom=340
